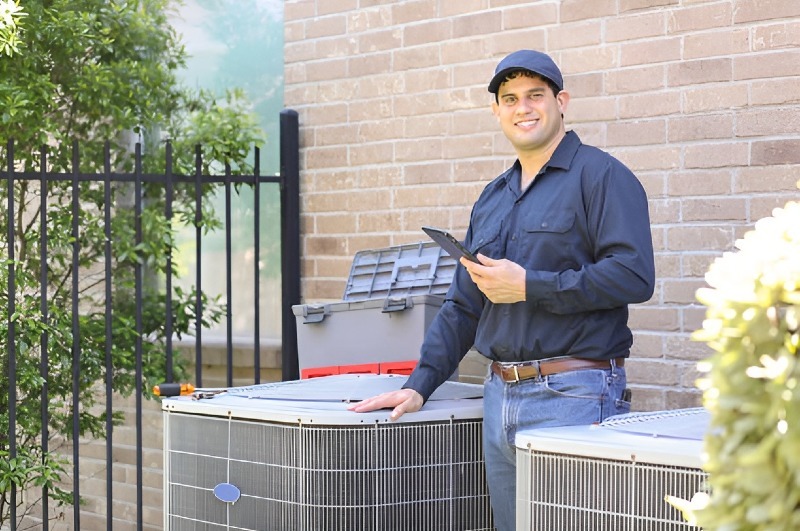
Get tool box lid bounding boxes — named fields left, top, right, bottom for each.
left=343, top=241, right=457, bottom=302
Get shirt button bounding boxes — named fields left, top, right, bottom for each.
left=541, top=222, right=549, bottom=228
left=511, top=234, right=517, bottom=241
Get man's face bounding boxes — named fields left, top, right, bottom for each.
left=491, top=74, right=568, bottom=155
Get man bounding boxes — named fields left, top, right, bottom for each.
left=349, top=49, right=655, bottom=530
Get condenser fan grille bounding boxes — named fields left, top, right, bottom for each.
left=165, top=412, right=492, bottom=530
left=517, top=451, right=706, bottom=530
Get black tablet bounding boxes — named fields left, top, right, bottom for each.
left=422, top=226, right=480, bottom=264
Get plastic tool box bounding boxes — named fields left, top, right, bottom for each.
left=292, top=241, right=457, bottom=378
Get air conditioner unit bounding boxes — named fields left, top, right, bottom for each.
left=162, top=374, right=493, bottom=531
left=515, top=408, right=709, bottom=531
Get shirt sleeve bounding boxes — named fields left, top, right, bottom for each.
left=526, top=157, right=655, bottom=314
left=403, top=229, right=485, bottom=401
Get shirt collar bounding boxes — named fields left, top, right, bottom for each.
left=503, top=130, right=582, bottom=190
left=549, top=130, right=581, bottom=170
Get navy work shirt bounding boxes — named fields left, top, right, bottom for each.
left=405, top=131, right=656, bottom=401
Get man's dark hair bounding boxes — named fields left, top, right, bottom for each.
left=494, top=70, right=561, bottom=103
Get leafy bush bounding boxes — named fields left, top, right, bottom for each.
left=0, top=0, right=263, bottom=526
left=687, top=188, right=800, bottom=530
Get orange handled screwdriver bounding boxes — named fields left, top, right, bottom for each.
left=153, top=382, right=195, bottom=397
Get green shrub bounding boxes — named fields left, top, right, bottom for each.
left=1, top=0, right=263, bottom=526
left=687, top=188, right=800, bottom=530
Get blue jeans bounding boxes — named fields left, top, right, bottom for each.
left=482, top=361, right=630, bottom=531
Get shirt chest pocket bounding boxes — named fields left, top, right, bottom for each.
left=517, top=213, right=580, bottom=268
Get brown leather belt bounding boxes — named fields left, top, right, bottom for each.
left=490, top=357, right=624, bottom=383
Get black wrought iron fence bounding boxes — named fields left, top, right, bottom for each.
left=1, top=109, right=300, bottom=530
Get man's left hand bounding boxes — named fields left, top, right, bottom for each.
left=461, top=254, right=526, bottom=303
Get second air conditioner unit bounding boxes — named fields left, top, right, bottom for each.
left=515, top=408, right=709, bottom=531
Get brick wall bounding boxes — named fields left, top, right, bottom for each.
left=284, top=0, right=800, bottom=412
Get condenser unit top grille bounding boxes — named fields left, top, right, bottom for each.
left=515, top=408, right=709, bottom=468
left=162, top=374, right=484, bottom=425
left=598, top=407, right=708, bottom=440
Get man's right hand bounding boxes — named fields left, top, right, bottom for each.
left=347, top=388, right=424, bottom=421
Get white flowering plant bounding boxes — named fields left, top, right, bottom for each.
left=0, top=0, right=26, bottom=56
left=668, top=183, right=800, bottom=530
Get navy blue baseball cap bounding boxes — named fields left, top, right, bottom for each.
left=488, top=50, right=564, bottom=94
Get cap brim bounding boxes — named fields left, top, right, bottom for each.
left=487, top=67, right=527, bottom=93
left=488, top=67, right=562, bottom=94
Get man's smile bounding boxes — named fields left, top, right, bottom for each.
left=515, top=118, right=538, bottom=129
